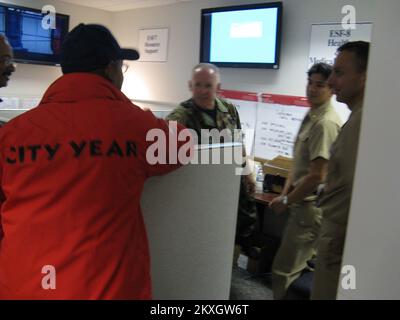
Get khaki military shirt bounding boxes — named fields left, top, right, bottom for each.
left=319, top=103, right=363, bottom=225
left=292, top=101, right=342, bottom=201
left=166, top=97, right=241, bottom=144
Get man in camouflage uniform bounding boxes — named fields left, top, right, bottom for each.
left=166, top=63, right=257, bottom=251
left=311, top=41, right=370, bottom=300
left=269, top=63, right=342, bottom=299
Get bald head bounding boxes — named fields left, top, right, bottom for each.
left=191, top=63, right=220, bottom=83
left=189, top=63, right=221, bottom=110
left=0, top=35, right=15, bottom=88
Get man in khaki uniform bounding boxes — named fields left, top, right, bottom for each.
left=311, top=41, right=370, bottom=300
left=269, top=63, right=342, bottom=299
left=166, top=63, right=257, bottom=252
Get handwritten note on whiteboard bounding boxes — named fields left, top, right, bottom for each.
left=218, top=90, right=258, bottom=156
left=254, top=94, right=309, bottom=161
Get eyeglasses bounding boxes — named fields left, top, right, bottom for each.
left=122, top=63, right=129, bottom=74
left=110, top=60, right=129, bottom=74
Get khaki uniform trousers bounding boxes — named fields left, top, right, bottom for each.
left=311, top=220, right=346, bottom=300
left=272, top=201, right=322, bottom=299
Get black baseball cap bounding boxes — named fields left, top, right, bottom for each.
left=61, top=23, right=140, bottom=74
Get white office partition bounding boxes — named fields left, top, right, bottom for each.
left=141, top=144, right=242, bottom=299
left=337, top=0, right=400, bottom=299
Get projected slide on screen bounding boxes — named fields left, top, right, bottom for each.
left=210, top=8, right=278, bottom=63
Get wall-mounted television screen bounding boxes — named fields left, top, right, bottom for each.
left=200, top=2, right=282, bottom=69
left=0, top=2, right=69, bottom=66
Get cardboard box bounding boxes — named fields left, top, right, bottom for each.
left=262, top=156, right=292, bottom=178
left=262, top=156, right=293, bottom=193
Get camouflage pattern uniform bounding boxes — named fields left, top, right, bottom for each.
left=166, top=97, right=257, bottom=248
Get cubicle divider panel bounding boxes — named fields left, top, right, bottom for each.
left=141, top=144, right=242, bottom=299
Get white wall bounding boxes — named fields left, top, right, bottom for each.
left=1, top=0, right=111, bottom=101
left=337, top=0, right=400, bottom=300
left=112, top=0, right=378, bottom=105
left=1, top=0, right=379, bottom=108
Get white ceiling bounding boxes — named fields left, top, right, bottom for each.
left=59, top=0, right=193, bottom=12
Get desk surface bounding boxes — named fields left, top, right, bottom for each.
left=253, top=192, right=279, bottom=205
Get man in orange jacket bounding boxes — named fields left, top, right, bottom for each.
left=0, top=24, right=191, bottom=299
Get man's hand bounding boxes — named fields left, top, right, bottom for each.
left=269, top=196, right=288, bottom=214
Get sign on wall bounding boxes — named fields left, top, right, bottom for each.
left=308, top=22, right=372, bottom=124
left=138, top=28, right=169, bottom=62
left=308, top=22, right=372, bottom=67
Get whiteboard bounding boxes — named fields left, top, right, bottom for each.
left=218, top=90, right=258, bottom=156
left=254, top=94, right=309, bottom=160
left=253, top=94, right=350, bottom=160
left=132, top=91, right=350, bottom=162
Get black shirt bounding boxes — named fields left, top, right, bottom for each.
left=198, top=107, right=217, bottom=123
